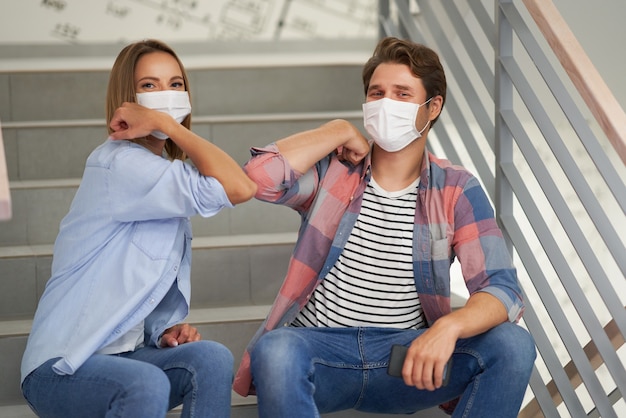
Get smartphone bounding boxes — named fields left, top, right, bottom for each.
left=387, top=344, right=452, bottom=386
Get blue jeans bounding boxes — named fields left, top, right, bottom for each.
left=22, top=340, right=233, bottom=418
left=250, top=323, right=535, bottom=418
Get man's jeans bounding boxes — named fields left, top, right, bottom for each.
left=22, top=340, right=233, bottom=418
left=250, top=323, right=536, bottom=418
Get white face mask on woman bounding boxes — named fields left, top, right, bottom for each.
left=362, top=97, right=432, bottom=152
left=136, top=90, right=191, bottom=140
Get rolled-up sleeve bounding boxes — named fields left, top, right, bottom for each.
left=453, top=177, right=524, bottom=322
left=108, top=146, right=232, bottom=222
left=244, top=144, right=319, bottom=213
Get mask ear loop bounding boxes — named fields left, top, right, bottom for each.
left=416, top=97, right=433, bottom=135
left=417, top=120, right=430, bottom=135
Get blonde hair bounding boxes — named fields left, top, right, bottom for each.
left=105, top=39, right=191, bottom=160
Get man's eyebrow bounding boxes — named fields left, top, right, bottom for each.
left=393, top=84, right=413, bottom=92
left=367, top=83, right=413, bottom=92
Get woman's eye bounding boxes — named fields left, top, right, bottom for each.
left=141, top=83, right=155, bottom=89
left=171, top=82, right=184, bottom=89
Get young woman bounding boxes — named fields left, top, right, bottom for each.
left=20, top=39, right=256, bottom=418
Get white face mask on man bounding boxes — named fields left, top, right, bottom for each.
left=362, top=97, right=432, bottom=152
left=136, top=90, right=191, bottom=140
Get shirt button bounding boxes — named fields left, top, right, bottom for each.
left=149, top=298, right=156, bottom=304
left=173, top=266, right=178, bottom=271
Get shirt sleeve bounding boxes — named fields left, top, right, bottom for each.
left=107, top=145, right=233, bottom=222
left=453, top=176, right=525, bottom=322
left=243, top=143, right=322, bottom=213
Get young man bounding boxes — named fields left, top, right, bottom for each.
left=233, top=37, right=535, bottom=418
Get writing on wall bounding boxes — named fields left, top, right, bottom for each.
left=2, top=0, right=376, bottom=44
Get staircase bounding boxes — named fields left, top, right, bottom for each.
left=0, top=39, right=450, bottom=417
left=378, top=1, right=626, bottom=417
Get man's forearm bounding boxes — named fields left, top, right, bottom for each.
left=276, top=119, right=364, bottom=173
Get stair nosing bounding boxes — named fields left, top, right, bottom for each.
left=0, top=304, right=271, bottom=338
left=1, top=110, right=363, bottom=130
left=0, top=232, right=297, bottom=259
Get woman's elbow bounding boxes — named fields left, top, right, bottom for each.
left=227, top=178, right=258, bottom=204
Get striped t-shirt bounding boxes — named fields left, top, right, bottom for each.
left=292, top=176, right=426, bottom=329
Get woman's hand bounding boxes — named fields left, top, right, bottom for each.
left=109, top=102, right=172, bottom=140
left=159, top=323, right=201, bottom=347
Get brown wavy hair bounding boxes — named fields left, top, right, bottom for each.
left=105, top=39, right=191, bottom=161
left=362, top=37, right=446, bottom=127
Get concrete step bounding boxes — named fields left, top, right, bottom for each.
left=2, top=306, right=446, bottom=417
left=0, top=391, right=259, bottom=418
left=0, top=398, right=447, bottom=418
left=0, top=304, right=272, bottom=408
left=0, top=112, right=362, bottom=247
left=0, top=55, right=367, bottom=123
left=0, top=229, right=469, bottom=323
left=0, top=179, right=301, bottom=246
left=0, top=301, right=453, bottom=418
left=0, top=232, right=297, bottom=321
left=1, top=112, right=363, bottom=183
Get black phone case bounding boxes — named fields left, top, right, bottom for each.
left=387, top=344, right=408, bottom=377
left=387, top=344, right=452, bottom=386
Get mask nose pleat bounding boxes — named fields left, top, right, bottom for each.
left=362, top=97, right=422, bottom=152
left=136, top=91, right=192, bottom=140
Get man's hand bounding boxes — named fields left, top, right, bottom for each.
left=402, top=319, right=458, bottom=391
left=337, top=124, right=371, bottom=166
left=402, top=293, right=508, bottom=390
left=337, top=141, right=370, bottom=166
left=159, top=323, right=201, bottom=348
left=276, top=119, right=370, bottom=173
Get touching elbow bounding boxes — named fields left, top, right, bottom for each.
left=228, top=178, right=257, bottom=204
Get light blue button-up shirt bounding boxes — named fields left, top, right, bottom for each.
left=21, top=139, right=233, bottom=383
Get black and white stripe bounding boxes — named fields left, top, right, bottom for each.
left=293, top=177, right=426, bottom=329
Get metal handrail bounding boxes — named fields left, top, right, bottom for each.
left=519, top=315, right=624, bottom=417
left=521, top=0, right=626, bottom=166
left=378, top=1, right=626, bottom=416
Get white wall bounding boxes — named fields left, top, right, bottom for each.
left=551, top=0, right=626, bottom=111
left=0, top=0, right=623, bottom=107
left=0, top=0, right=377, bottom=43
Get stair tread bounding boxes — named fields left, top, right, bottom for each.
left=0, top=305, right=271, bottom=337
left=0, top=390, right=257, bottom=417
left=0, top=293, right=470, bottom=338
left=0, top=232, right=297, bottom=258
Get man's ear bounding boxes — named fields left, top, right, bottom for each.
left=429, top=95, right=444, bottom=120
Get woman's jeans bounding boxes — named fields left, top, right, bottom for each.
left=22, top=340, right=233, bottom=418
left=250, top=323, right=536, bottom=418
